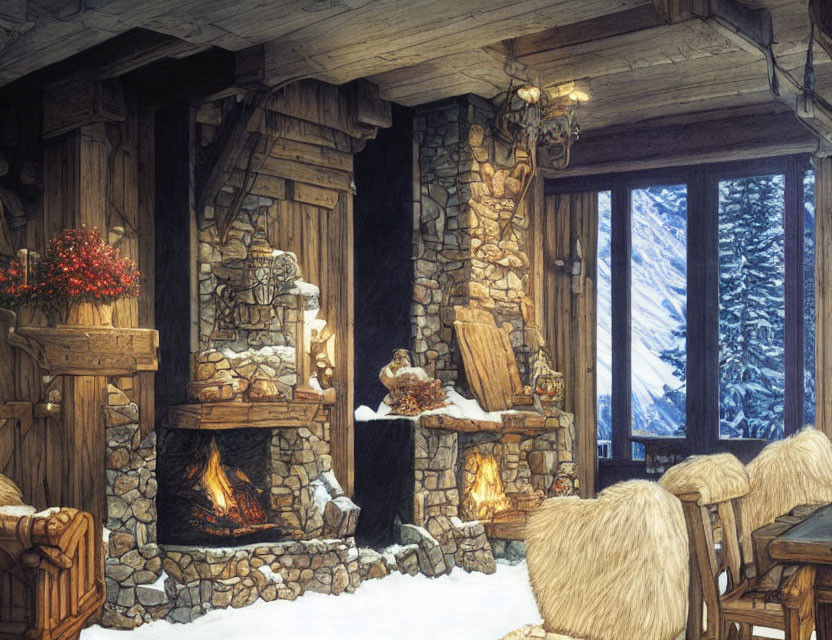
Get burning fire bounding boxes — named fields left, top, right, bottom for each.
left=463, top=450, right=512, bottom=521
left=201, top=440, right=237, bottom=516
left=182, top=438, right=271, bottom=539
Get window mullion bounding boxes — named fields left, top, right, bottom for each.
left=687, top=167, right=719, bottom=452
left=611, top=181, right=632, bottom=461
left=784, top=156, right=804, bottom=436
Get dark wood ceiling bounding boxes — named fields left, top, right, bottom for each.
left=0, top=0, right=829, bottom=135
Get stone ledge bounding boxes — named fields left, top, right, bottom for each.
left=419, top=410, right=572, bottom=436
left=158, top=538, right=361, bottom=623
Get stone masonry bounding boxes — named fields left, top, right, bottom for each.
left=412, top=94, right=537, bottom=388
left=103, top=383, right=166, bottom=629
left=410, top=410, right=576, bottom=574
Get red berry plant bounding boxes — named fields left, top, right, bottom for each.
left=35, top=227, right=141, bottom=307
left=0, top=258, right=35, bottom=310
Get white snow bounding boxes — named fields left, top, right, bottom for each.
left=354, top=387, right=511, bottom=423
left=81, top=561, right=540, bottom=640
left=292, top=280, right=320, bottom=298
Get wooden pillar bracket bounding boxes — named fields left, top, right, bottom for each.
left=8, top=326, right=159, bottom=376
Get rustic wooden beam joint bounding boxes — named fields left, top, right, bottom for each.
left=42, top=76, right=126, bottom=140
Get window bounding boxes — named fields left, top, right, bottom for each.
left=597, top=191, right=612, bottom=458
left=804, top=170, right=816, bottom=427
left=559, top=156, right=816, bottom=477
left=718, top=175, right=786, bottom=440
left=631, top=186, right=687, bottom=459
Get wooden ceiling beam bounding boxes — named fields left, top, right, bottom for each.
left=540, top=105, right=819, bottom=177
left=504, top=5, right=666, bottom=60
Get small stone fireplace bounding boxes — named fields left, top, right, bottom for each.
left=407, top=411, right=575, bottom=573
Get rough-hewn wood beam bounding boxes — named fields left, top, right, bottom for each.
left=539, top=106, right=820, bottom=177
left=506, top=5, right=666, bottom=60
left=812, top=0, right=832, bottom=63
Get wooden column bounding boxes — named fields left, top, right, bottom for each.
left=817, top=157, right=832, bottom=437
left=62, top=375, right=106, bottom=523
left=43, top=119, right=113, bottom=529
left=542, top=191, right=598, bottom=497
left=330, top=192, right=355, bottom=496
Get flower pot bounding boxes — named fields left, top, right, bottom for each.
left=64, top=301, right=114, bottom=327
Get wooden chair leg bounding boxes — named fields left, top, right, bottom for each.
left=737, top=623, right=752, bottom=640
left=687, top=552, right=704, bottom=640
left=723, top=620, right=737, bottom=640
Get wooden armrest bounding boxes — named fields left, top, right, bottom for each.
left=781, top=565, right=816, bottom=613
left=0, top=508, right=89, bottom=558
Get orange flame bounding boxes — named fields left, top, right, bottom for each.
left=464, top=451, right=512, bottom=521
left=200, top=440, right=237, bottom=516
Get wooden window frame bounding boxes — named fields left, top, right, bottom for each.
left=546, top=155, right=814, bottom=482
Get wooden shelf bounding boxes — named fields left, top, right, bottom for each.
left=419, top=411, right=566, bottom=436
left=10, top=325, right=159, bottom=376
left=168, top=399, right=331, bottom=430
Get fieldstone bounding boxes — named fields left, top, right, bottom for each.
left=395, top=545, right=420, bottom=576
left=109, top=532, right=135, bottom=557
left=331, top=565, right=350, bottom=595
left=358, top=548, right=387, bottom=581
left=323, top=497, right=360, bottom=538
left=137, top=585, right=168, bottom=607
left=107, top=384, right=130, bottom=406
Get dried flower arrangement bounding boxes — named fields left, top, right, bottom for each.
left=392, top=378, right=447, bottom=416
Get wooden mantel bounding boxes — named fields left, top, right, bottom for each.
left=419, top=410, right=571, bottom=437
left=168, top=396, right=335, bottom=431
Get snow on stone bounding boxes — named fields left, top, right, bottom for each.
left=292, top=280, right=320, bottom=298
left=354, top=405, right=378, bottom=421
left=81, top=562, right=541, bottom=640
left=354, top=386, right=509, bottom=423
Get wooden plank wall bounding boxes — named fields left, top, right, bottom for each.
left=0, top=89, right=155, bottom=509
left=538, top=192, right=598, bottom=497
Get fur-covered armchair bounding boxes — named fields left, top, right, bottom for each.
left=739, top=426, right=832, bottom=557
left=525, top=480, right=689, bottom=640
left=0, top=472, right=104, bottom=640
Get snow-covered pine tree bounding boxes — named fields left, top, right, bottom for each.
left=717, top=174, right=785, bottom=440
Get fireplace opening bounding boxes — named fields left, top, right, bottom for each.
left=461, top=450, right=512, bottom=521
left=458, top=442, right=545, bottom=538
left=158, top=429, right=283, bottom=546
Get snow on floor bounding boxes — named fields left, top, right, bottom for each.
left=82, top=561, right=541, bottom=640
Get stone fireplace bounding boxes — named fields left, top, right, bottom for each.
left=403, top=410, right=575, bottom=575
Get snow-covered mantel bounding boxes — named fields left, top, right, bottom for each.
left=355, top=387, right=572, bottom=436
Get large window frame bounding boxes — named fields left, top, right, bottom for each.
left=546, top=155, right=814, bottom=483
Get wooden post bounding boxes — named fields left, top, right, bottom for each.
left=42, top=86, right=121, bottom=550
left=817, top=157, right=832, bottom=437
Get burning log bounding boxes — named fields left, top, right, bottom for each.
left=182, top=439, right=276, bottom=539
left=461, top=450, right=512, bottom=521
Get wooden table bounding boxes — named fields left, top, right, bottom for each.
left=769, top=503, right=832, bottom=638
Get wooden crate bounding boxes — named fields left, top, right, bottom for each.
left=0, top=507, right=104, bottom=640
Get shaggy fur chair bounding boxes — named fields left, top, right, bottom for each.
left=659, top=452, right=750, bottom=504
left=525, top=480, right=689, bottom=640
left=0, top=471, right=23, bottom=506
left=739, top=426, right=832, bottom=557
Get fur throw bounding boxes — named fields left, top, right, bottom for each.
left=526, top=480, right=688, bottom=640
left=659, top=453, right=749, bottom=505
left=0, top=472, right=23, bottom=506
left=739, top=427, right=832, bottom=557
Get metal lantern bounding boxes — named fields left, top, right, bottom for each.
left=245, top=237, right=276, bottom=306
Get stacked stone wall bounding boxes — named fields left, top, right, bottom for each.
left=412, top=95, right=537, bottom=388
